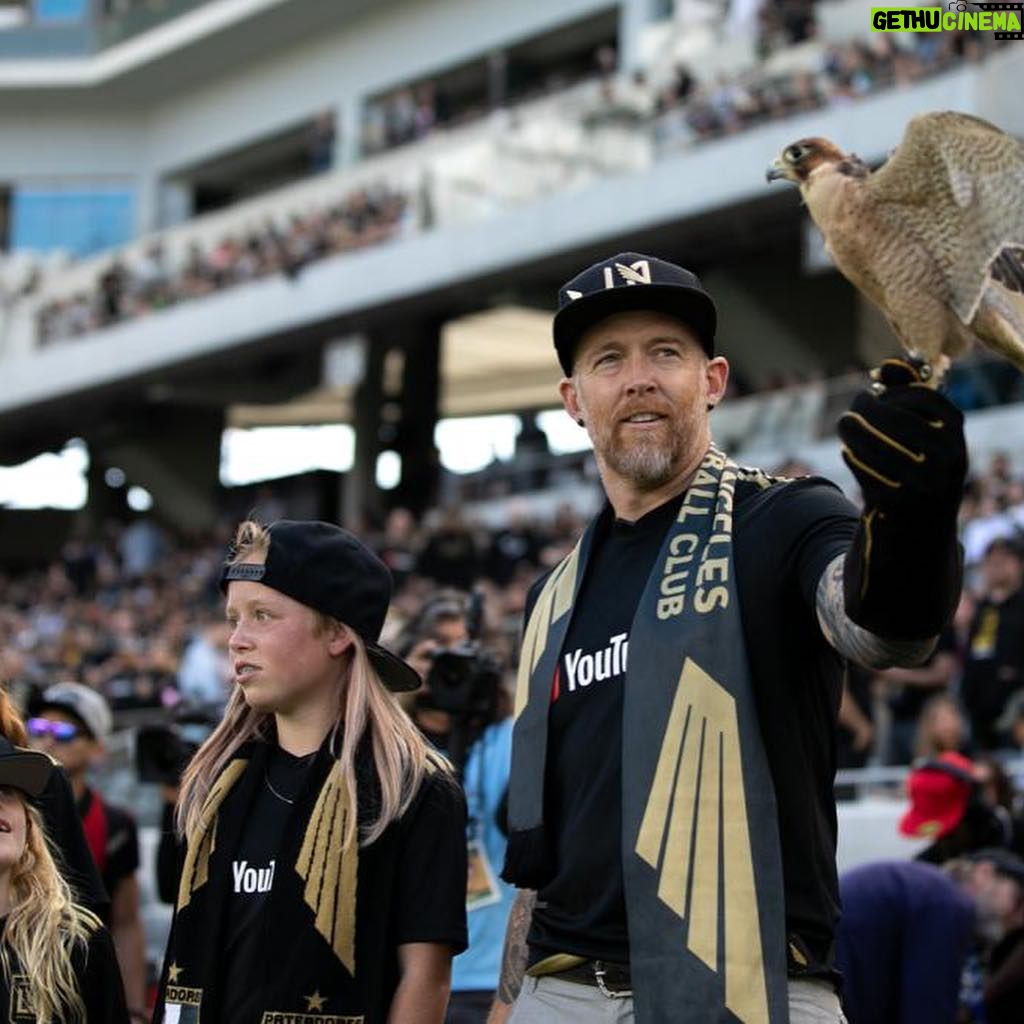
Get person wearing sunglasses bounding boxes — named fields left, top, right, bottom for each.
left=26, top=682, right=147, bottom=1021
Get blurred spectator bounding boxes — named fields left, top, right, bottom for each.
left=27, top=682, right=146, bottom=1015
left=176, top=621, right=232, bottom=714
left=306, top=109, right=337, bottom=173
left=417, top=508, right=481, bottom=590
left=913, top=692, right=969, bottom=762
left=398, top=590, right=514, bottom=1022
left=877, top=627, right=958, bottom=765
left=835, top=859, right=975, bottom=1024
left=376, top=507, right=421, bottom=592
left=837, top=851, right=1024, bottom=1024
left=961, top=536, right=1024, bottom=751
left=484, top=503, right=540, bottom=587
left=901, top=753, right=1007, bottom=864
left=951, top=849, right=1024, bottom=1024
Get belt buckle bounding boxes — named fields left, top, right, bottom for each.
left=593, top=960, right=631, bottom=1000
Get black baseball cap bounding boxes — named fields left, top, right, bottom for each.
left=967, top=848, right=1024, bottom=888
left=220, top=520, right=420, bottom=692
left=0, top=736, right=54, bottom=799
left=552, top=251, right=718, bottom=376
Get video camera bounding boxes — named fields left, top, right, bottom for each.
left=135, top=707, right=219, bottom=786
left=420, top=589, right=502, bottom=721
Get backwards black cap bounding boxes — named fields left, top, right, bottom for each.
left=220, top=520, right=420, bottom=692
left=0, top=737, right=53, bottom=800
left=552, top=251, right=717, bottom=376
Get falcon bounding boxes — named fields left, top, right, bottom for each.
left=767, top=111, right=1024, bottom=381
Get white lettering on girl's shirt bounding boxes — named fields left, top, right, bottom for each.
left=232, top=858, right=276, bottom=894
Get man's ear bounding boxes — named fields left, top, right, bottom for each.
left=559, top=377, right=584, bottom=427
left=706, top=356, right=730, bottom=409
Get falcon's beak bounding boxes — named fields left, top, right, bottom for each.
left=766, top=159, right=787, bottom=183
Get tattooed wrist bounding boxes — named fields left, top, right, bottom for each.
left=816, top=555, right=937, bottom=669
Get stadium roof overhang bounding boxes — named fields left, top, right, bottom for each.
left=227, top=305, right=562, bottom=428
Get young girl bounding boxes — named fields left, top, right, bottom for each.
left=155, top=520, right=467, bottom=1023
left=0, top=736, right=128, bottom=1022
left=0, top=691, right=106, bottom=919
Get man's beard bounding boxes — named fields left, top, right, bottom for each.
left=597, top=421, right=685, bottom=491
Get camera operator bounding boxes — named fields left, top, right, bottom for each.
left=403, top=591, right=515, bottom=1024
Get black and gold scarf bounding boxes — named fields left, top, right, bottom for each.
left=504, top=446, right=789, bottom=1023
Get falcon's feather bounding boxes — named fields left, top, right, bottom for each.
left=768, top=111, right=1024, bottom=379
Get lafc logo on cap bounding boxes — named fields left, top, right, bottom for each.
left=565, top=259, right=652, bottom=301
left=605, top=259, right=651, bottom=289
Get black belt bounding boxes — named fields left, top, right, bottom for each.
left=556, top=959, right=632, bottom=995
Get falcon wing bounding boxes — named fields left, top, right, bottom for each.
left=865, top=111, right=1024, bottom=323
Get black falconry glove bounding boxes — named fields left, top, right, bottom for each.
left=838, top=358, right=967, bottom=641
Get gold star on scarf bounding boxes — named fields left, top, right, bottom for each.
left=167, top=962, right=183, bottom=983
left=305, top=991, right=327, bottom=1011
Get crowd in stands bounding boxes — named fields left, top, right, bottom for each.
left=35, top=182, right=411, bottom=345
left=20, top=3, right=1008, bottom=350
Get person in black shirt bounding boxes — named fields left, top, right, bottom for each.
left=492, top=253, right=968, bottom=1023
left=154, top=519, right=467, bottom=1024
left=0, top=736, right=127, bottom=1023
left=961, top=535, right=1024, bottom=751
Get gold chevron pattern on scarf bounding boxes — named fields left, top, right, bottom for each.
left=296, top=766, right=358, bottom=974
left=636, top=658, right=767, bottom=1023
left=513, top=543, right=580, bottom=719
left=177, top=759, right=249, bottom=910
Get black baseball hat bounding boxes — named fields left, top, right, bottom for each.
left=220, top=520, right=420, bottom=692
left=552, top=251, right=717, bottom=376
left=967, top=848, right=1024, bottom=888
left=0, top=737, right=54, bottom=800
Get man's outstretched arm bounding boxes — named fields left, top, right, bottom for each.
left=487, top=889, right=536, bottom=1023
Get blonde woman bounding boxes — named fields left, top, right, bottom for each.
left=0, top=736, right=128, bottom=1022
left=155, top=520, right=468, bottom=1024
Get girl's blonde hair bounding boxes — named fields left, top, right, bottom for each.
left=1, top=801, right=100, bottom=1023
left=177, top=520, right=449, bottom=847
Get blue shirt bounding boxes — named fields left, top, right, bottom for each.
left=836, top=860, right=975, bottom=1024
left=452, top=717, right=515, bottom=992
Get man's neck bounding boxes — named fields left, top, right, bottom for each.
left=601, top=446, right=709, bottom=523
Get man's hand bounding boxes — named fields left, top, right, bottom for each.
left=836, top=358, right=967, bottom=641
left=838, top=358, right=966, bottom=512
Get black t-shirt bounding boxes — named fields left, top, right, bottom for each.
left=526, top=477, right=857, bottom=968
left=220, top=746, right=318, bottom=1021
left=160, top=739, right=469, bottom=1024
left=961, top=587, right=1024, bottom=728
left=0, top=918, right=129, bottom=1023
left=77, top=789, right=140, bottom=899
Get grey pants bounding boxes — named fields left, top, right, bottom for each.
left=507, top=975, right=847, bottom=1023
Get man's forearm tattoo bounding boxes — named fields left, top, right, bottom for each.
left=815, top=555, right=937, bottom=669
left=496, top=889, right=536, bottom=1006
